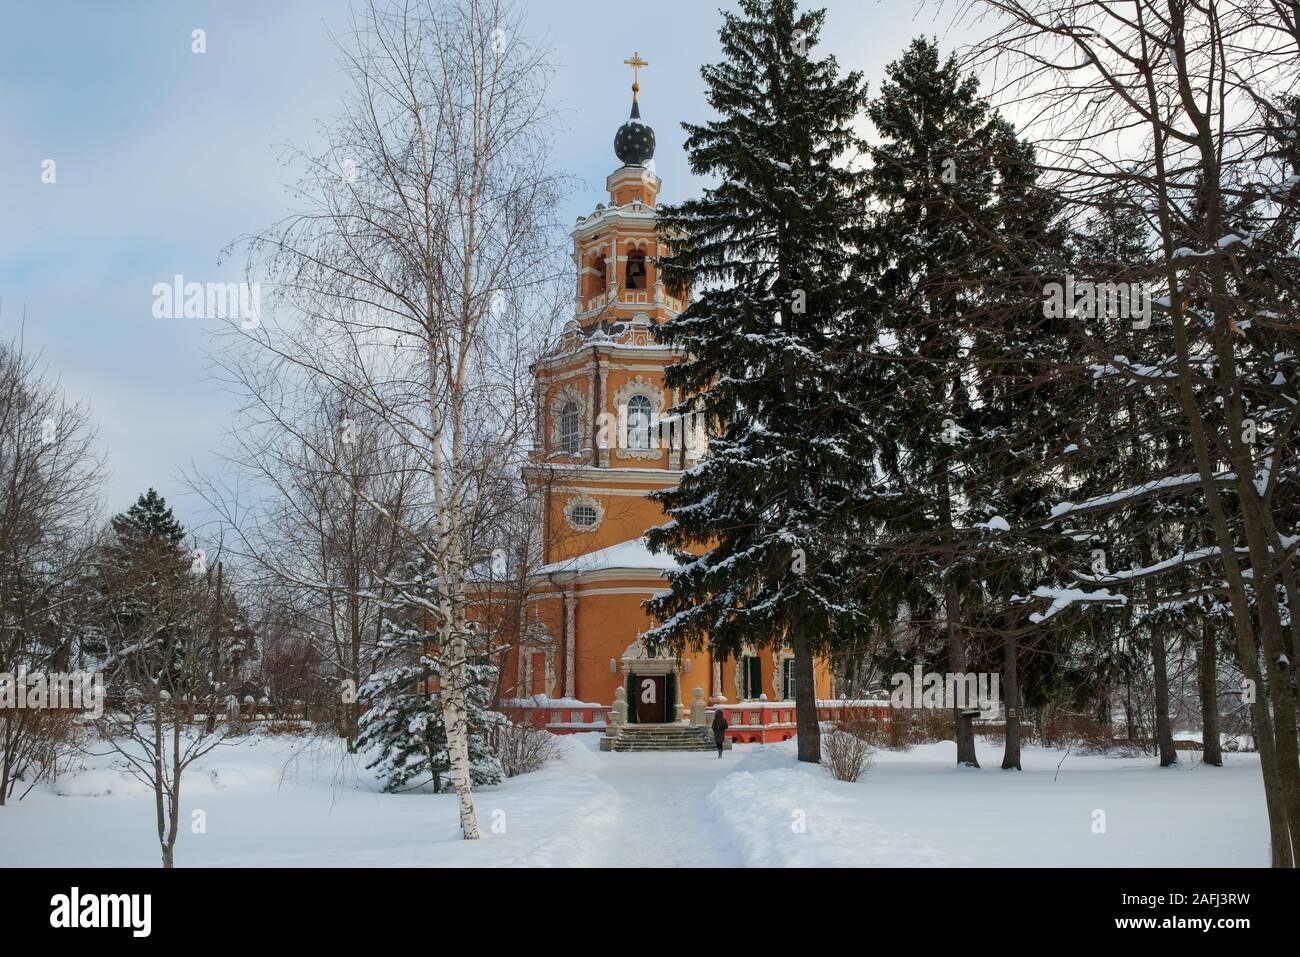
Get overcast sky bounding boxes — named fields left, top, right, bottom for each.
left=1, top=0, right=982, bottom=528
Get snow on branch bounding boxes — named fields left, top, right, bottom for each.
left=1049, top=471, right=1236, bottom=520
left=1089, top=354, right=1178, bottom=381
left=1074, top=546, right=1221, bottom=584
left=1014, top=586, right=1127, bottom=624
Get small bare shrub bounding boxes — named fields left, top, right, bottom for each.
left=497, top=722, right=559, bottom=778
left=914, top=708, right=953, bottom=744
left=884, top=710, right=916, bottom=751
left=1030, top=709, right=1118, bottom=754
left=822, top=721, right=875, bottom=782
left=1, top=709, right=83, bottom=803
left=846, top=713, right=914, bottom=752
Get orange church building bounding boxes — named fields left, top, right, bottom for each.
left=492, top=56, right=835, bottom=742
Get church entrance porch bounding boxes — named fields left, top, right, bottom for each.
left=620, top=638, right=683, bottom=724
left=628, top=672, right=670, bottom=723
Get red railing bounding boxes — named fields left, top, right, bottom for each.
left=708, top=699, right=892, bottom=744
left=498, top=697, right=612, bottom=734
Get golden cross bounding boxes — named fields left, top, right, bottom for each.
left=623, top=51, right=649, bottom=96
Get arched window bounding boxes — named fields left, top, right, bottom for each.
left=587, top=254, right=608, bottom=298
left=626, top=394, right=653, bottom=450
left=559, top=400, right=580, bottom=455
left=625, top=249, right=647, bottom=290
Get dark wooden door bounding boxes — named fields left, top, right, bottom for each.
left=635, top=674, right=666, bottom=722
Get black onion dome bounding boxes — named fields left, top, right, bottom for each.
left=614, top=97, right=655, bottom=166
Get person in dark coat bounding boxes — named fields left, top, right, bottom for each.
left=711, top=709, right=728, bottom=758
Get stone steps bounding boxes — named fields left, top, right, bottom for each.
left=606, top=723, right=724, bottom=753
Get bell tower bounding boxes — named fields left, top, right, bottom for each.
left=526, top=53, right=697, bottom=567
left=496, top=54, right=830, bottom=716
left=571, top=50, right=679, bottom=334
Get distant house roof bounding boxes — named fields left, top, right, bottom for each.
left=534, top=536, right=680, bottom=577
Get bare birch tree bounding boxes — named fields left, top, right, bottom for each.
left=220, top=0, right=567, bottom=839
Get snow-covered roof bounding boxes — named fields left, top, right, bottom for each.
left=534, top=536, right=680, bottom=577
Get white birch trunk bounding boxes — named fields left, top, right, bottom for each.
left=440, top=615, right=479, bottom=839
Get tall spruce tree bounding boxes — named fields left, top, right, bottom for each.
left=110, top=488, right=187, bottom=552
left=961, top=119, right=1076, bottom=770
left=646, top=0, right=876, bottom=763
left=860, top=38, right=1007, bottom=767
left=93, top=489, right=196, bottom=680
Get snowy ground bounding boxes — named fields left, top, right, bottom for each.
left=0, top=731, right=1269, bottom=867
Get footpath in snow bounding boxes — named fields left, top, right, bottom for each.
left=0, top=732, right=1270, bottom=867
